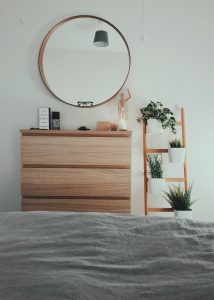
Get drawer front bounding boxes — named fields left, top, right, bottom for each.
left=22, top=198, right=130, bottom=213
left=21, top=136, right=131, bottom=166
left=22, top=168, right=130, bottom=198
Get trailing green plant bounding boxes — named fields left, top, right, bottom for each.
left=163, top=185, right=197, bottom=211
left=169, top=139, right=184, bottom=148
left=137, top=101, right=177, bottom=134
left=147, top=154, right=163, bottom=178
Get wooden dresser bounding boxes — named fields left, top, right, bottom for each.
left=21, top=130, right=131, bottom=213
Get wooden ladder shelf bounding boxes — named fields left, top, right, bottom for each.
left=143, top=108, right=187, bottom=215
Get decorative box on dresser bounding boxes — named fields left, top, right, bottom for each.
left=21, top=130, right=132, bottom=213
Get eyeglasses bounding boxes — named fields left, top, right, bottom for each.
left=77, top=101, right=94, bottom=107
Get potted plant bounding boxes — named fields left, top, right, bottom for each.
left=163, top=185, right=197, bottom=219
left=137, top=101, right=177, bottom=134
left=147, top=154, right=165, bottom=194
left=168, top=138, right=186, bottom=163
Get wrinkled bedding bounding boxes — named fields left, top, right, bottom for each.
left=0, top=212, right=214, bottom=300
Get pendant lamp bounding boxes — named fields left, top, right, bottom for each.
left=93, top=30, right=109, bottom=47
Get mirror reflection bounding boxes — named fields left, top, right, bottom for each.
left=39, top=16, right=131, bottom=107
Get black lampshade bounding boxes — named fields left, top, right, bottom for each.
left=93, top=30, right=109, bottom=47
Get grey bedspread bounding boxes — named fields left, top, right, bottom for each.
left=0, top=212, right=214, bottom=300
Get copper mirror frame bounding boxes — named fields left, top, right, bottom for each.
left=38, top=15, right=131, bottom=108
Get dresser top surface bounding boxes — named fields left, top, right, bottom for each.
left=20, top=129, right=132, bottom=138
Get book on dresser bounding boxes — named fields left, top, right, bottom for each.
left=20, top=129, right=132, bottom=213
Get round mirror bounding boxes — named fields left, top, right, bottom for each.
left=39, top=15, right=131, bottom=107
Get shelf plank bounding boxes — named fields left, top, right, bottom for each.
left=20, top=129, right=132, bottom=138
left=145, top=149, right=168, bottom=153
left=23, top=164, right=130, bottom=169
left=165, top=178, right=185, bottom=182
left=146, top=178, right=185, bottom=182
left=148, top=208, right=173, bottom=212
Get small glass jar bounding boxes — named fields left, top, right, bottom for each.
left=110, top=122, right=118, bottom=131
left=51, top=111, right=60, bottom=130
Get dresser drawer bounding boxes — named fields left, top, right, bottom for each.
left=22, top=168, right=130, bottom=198
left=21, top=130, right=131, bottom=213
left=22, top=198, right=130, bottom=213
left=21, top=136, right=131, bottom=166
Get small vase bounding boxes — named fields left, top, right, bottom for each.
left=118, top=119, right=127, bottom=131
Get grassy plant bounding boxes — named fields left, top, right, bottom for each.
left=169, top=139, right=184, bottom=148
left=147, top=154, right=163, bottom=178
left=163, top=185, right=197, bottom=210
left=137, top=101, right=177, bottom=134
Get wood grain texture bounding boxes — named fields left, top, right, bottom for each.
left=21, top=129, right=132, bottom=137
left=145, top=148, right=168, bottom=153
left=165, top=178, right=185, bottom=182
left=148, top=208, right=173, bottom=212
left=143, top=121, right=148, bottom=215
left=21, top=136, right=131, bottom=166
left=21, top=130, right=131, bottom=213
left=181, top=108, right=188, bottom=191
left=22, top=198, right=130, bottom=213
left=22, top=168, right=130, bottom=198
left=23, top=164, right=129, bottom=169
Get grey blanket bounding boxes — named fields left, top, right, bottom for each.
left=0, top=212, right=213, bottom=300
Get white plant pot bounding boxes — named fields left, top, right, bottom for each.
left=174, top=210, right=192, bottom=220
left=147, top=119, right=163, bottom=134
left=168, top=147, right=186, bottom=163
left=149, top=178, right=165, bottom=194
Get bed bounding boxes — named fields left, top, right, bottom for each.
left=0, top=212, right=213, bottom=299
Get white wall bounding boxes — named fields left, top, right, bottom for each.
left=0, top=0, right=214, bottom=221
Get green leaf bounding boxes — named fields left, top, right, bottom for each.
left=137, top=101, right=177, bottom=134
left=163, top=184, right=197, bottom=210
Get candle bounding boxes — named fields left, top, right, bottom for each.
left=118, top=119, right=127, bottom=130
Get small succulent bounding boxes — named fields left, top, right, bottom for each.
left=169, top=139, right=184, bottom=148
left=147, top=154, right=163, bottom=178
left=137, top=101, right=177, bottom=134
left=163, top=185, right=197, bottom=211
